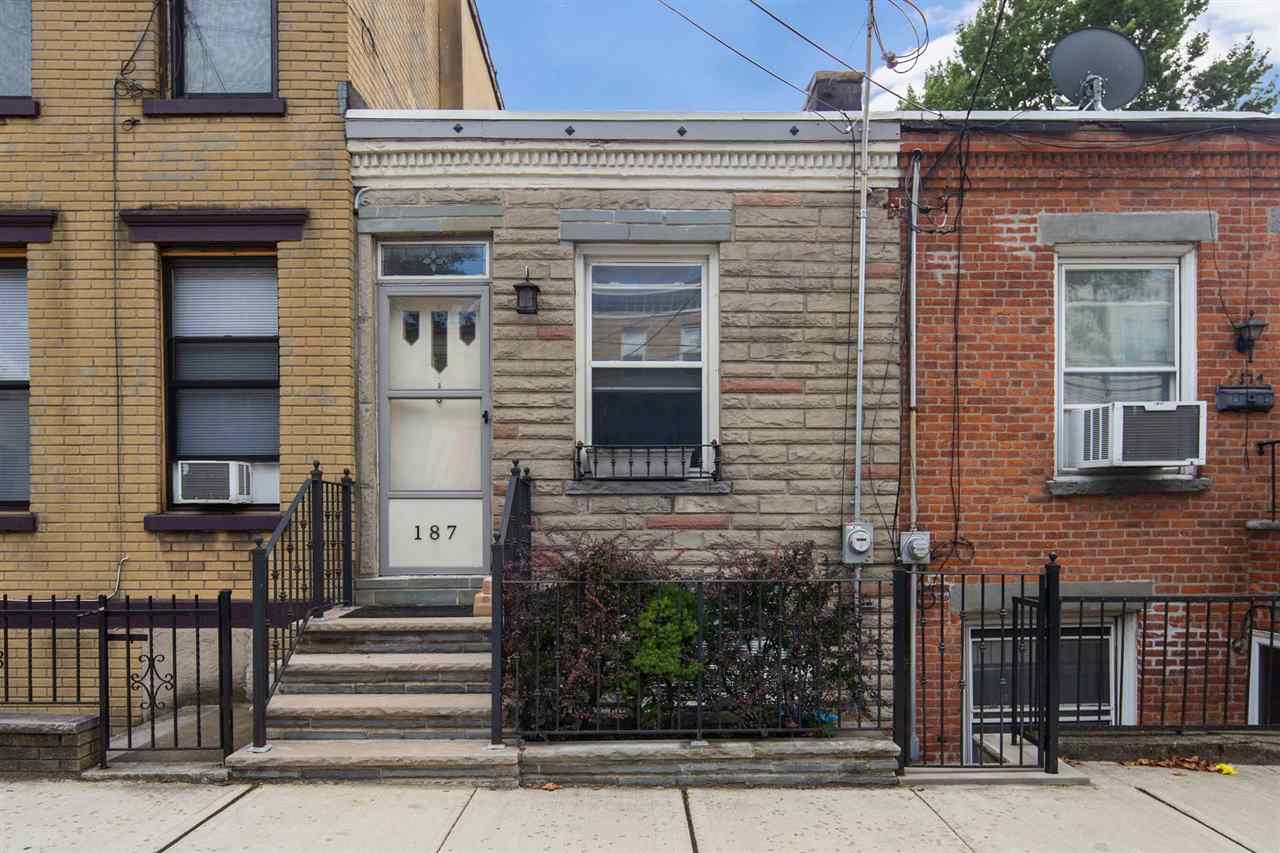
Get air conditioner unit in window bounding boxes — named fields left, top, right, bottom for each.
left=175, top=461, right=253, bottom=504
left=1068, top=402, right=1207, bottom=469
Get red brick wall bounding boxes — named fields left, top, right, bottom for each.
left=901, top=127, right=1280, bottom=594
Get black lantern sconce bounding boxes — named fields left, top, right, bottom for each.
left=1234, top=311, right=1268, bottom=362
left=514, top=266, right=541, bottom=315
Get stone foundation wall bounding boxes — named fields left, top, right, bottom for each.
left=0, top=714, right=98, bottom=774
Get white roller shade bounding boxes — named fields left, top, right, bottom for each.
left=172, top=263, right=278, bottom=337
left=0, top=266, right=28, bottom=381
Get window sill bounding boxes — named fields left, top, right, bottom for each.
left=1246, top=519, right=1280, bottom=532
left=564, top=480, right=732, bottom=496
left=142, top=97, right=287, bottom=117
left=0, top=512, right=37, bottom=533
left=0, top=97, right=39, bottom=117
left=144, top=512, right=282, bottom=533
left=1046, top=475, right=1212, bottom=497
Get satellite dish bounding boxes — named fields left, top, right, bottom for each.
left=1050, top=27, right=1146, bottom=111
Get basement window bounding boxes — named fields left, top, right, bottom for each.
left=575, top=248, right=720, bottom=481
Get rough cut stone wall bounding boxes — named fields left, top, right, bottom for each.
left=357, top=187, right=902, bottom=570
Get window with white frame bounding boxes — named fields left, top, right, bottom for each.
left=167, top=259, right=280, bottom=506
left=1057, top=257, right=1194, bottom=470
left=0, top=262, right=29, bottom=507
left=578, top=251, right=717, bottom=479
left=0, top=0, right=32, bottom=98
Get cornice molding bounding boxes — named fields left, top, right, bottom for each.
left=349, top=140, right=902, bottom=191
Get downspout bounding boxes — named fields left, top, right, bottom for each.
left=851, top=3, right=874, bottom=525
left=907, top=150, right=923, bottom=762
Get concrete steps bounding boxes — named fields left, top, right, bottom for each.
left=275, top=653, right=490, bottom=695
left=354, top=575, right=487, bottom=607
left=226, top=738, right=517, bottom=785
left=266, top=692, right=491, bottom=740
left=298, top=617, right=492, bottom=654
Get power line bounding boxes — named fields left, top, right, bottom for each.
left=743, top=0, right=943, bottom=117
left=652, top=0, right=852, bottom=133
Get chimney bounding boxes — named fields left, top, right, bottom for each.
left=803, top=71, right=863, bottom=112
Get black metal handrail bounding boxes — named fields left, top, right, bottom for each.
left=574, top=441, right=721, bottom=482
left=250, top=462, right=354, bottom=749
left=502, top=575, right=890, bottom=742
left=490, top=460, right=532, bottom=745
left=1259, top=440, right=1280, bottom=521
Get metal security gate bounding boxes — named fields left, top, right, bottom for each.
left=893, top=558, right=1061, bottom=772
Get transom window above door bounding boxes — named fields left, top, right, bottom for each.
left=576, top=251, right=720, bottom=481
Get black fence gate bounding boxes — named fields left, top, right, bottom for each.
left=893, top=557, right=1061, bottom=772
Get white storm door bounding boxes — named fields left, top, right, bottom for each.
left=380, top=287, right=491, bottom=575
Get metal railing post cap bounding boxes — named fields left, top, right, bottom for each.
left=342, top=468, right=352, bottom=482
left=510, top=459, right=521, bottom=475
left=253, top=537, right=265, bottom=553
left=311, top=460, right=322, bottom=477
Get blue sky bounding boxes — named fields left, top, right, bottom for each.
left=475, top=1, right=1278, bottom=112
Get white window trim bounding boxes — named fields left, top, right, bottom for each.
left=1248, top=630, right=1277, bottom=726
left=962, top=615, right=1138, bottom=764
left=1053, top=246, right=1198, bottom=474
left=377, top=240, right=490, bottom=281
left=574, top=243, right=720, bottom=454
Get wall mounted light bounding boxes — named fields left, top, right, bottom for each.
left=514, top=267, right=541, bottom=315
left=1234, top=311, right=1268, bottom=362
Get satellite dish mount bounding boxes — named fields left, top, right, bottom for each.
left=1050, top=28, right=1146, bottom=111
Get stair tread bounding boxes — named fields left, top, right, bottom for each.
left=268, top=692, right=490, bottom=719
left=307, top=617, right=491, bottom=633
left=226, top=738, right=516, bottom=770
left=286, top=653, right=491, bottom=674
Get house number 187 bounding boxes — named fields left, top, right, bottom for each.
left=414, top=524, right=457, bottom=541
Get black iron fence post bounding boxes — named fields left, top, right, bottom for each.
left=217, top=590, right=234, bottom=759
left=892, top=565, right=911, bottom=772
left=341, top=469, right=355, bottom=606
left=694, top=582, right=706, bottom=743
left=310, top=461, right=325, bottom=614
left=1042, top=553, right=1062, bottom=774
left=490, top=531, right=504, bottom=747
left=97, top=594, right=110, bottom=769
left=251, top=539, right=270, bottom=751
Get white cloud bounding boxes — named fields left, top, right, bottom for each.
left=868, top=1, right=977, bottom=110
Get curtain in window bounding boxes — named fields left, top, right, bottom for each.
left=170, top=262, right=279, bottom=459
left=181, top=0, right=272, bottom=94
left=0, top=0, right=32, bottom=97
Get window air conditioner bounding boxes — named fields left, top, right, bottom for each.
left=1068, top=402, right=1207, bottom=469
left=175, top=461, right=253, bottom=504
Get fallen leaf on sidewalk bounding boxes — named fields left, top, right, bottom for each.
left=1213, top=763, right=1237, bottom=776
left=1123, top=755, right=1227, bottom=773
left=540, top=783, right=562, bottom=791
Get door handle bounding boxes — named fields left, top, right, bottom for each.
left=482, top=410, right=490, bottom=424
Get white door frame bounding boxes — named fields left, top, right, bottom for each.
left=376, top=283, right=492, bottom=576
left=1248, top=631, right=1277, bottom=725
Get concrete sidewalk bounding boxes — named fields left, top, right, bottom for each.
left=0, top=763, right=1274, bottom=853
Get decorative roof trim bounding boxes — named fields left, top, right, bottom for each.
left=120, top=208, right=309, bottom=244
left=349, top=140, right=901, bottom=191
left=0, top=209, right=57, bottom=243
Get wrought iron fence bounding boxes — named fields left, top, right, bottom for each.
left=573, top=441, right=721, bottom=482
left=250, top=462, right=354, bottom=749
left=1057, top=592, right=1278, bottom=731
left=0, top=592, right=234, bottom=766
left=1259, top=439, right=1280, bottom=521
left=894, top=561, right=1060, bottom=771
left=490, top=461, right=532, bottom=745
left=501, top=575, right=891, bottom=741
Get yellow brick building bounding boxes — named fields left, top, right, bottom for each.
left=0, top=0, right=501, bottom=600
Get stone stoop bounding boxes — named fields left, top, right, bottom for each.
left=354, top=575, right=487, bottom=608
left=226, top=739, right=518, bottom=786
left=519, top=736, right=901, bottom=788
left=264, top=613, right=493, bottom=742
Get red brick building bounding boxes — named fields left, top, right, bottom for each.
left=897, top=113, right=1280, bottom=762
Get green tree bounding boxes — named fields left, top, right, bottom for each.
left=920, top=0, right=1278, bottom=112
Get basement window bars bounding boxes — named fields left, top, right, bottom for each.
left=0, top=261, right=30, bottom=508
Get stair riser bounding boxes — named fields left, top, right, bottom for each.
left=354, top=589, right=480, bottom=607
left=267, top=727, right=491, bottom=741
left=232, top=768, right=516, bottom=786
left=280, top=668, right=488, bottom=685
left=277, top=681, right=490, bottom=695
left=300, top=636, right=490, bottom=655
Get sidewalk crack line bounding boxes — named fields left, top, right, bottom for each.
left=911, top=788, right=976, bottom=853
left=681, top=788, right=700, bottom=853
left=434, top=786, right=478, bottom=853
left=155, top=783, right=257, bottom=853
left=1135, top=786, right=1255, bottom=853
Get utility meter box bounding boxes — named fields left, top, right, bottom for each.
left=842, top=520, right=874, bottom=564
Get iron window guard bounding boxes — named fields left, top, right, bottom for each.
left=574, top=441, right=721, bottom=482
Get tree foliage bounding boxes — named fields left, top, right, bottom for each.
left=919, top=0, right=1278, bottom=112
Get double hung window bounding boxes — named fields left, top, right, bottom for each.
left=0, top=262, right=29, bottom=507
left=167, top=260, right=279, bottom=505
left=172, top=0, right=274, bottom=96
left=0, top=0, right=31, bottom=98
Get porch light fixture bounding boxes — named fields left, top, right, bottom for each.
left=514, top=267, right=541, bottom=315
left=1233, top=311, right=1268, bottom=362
